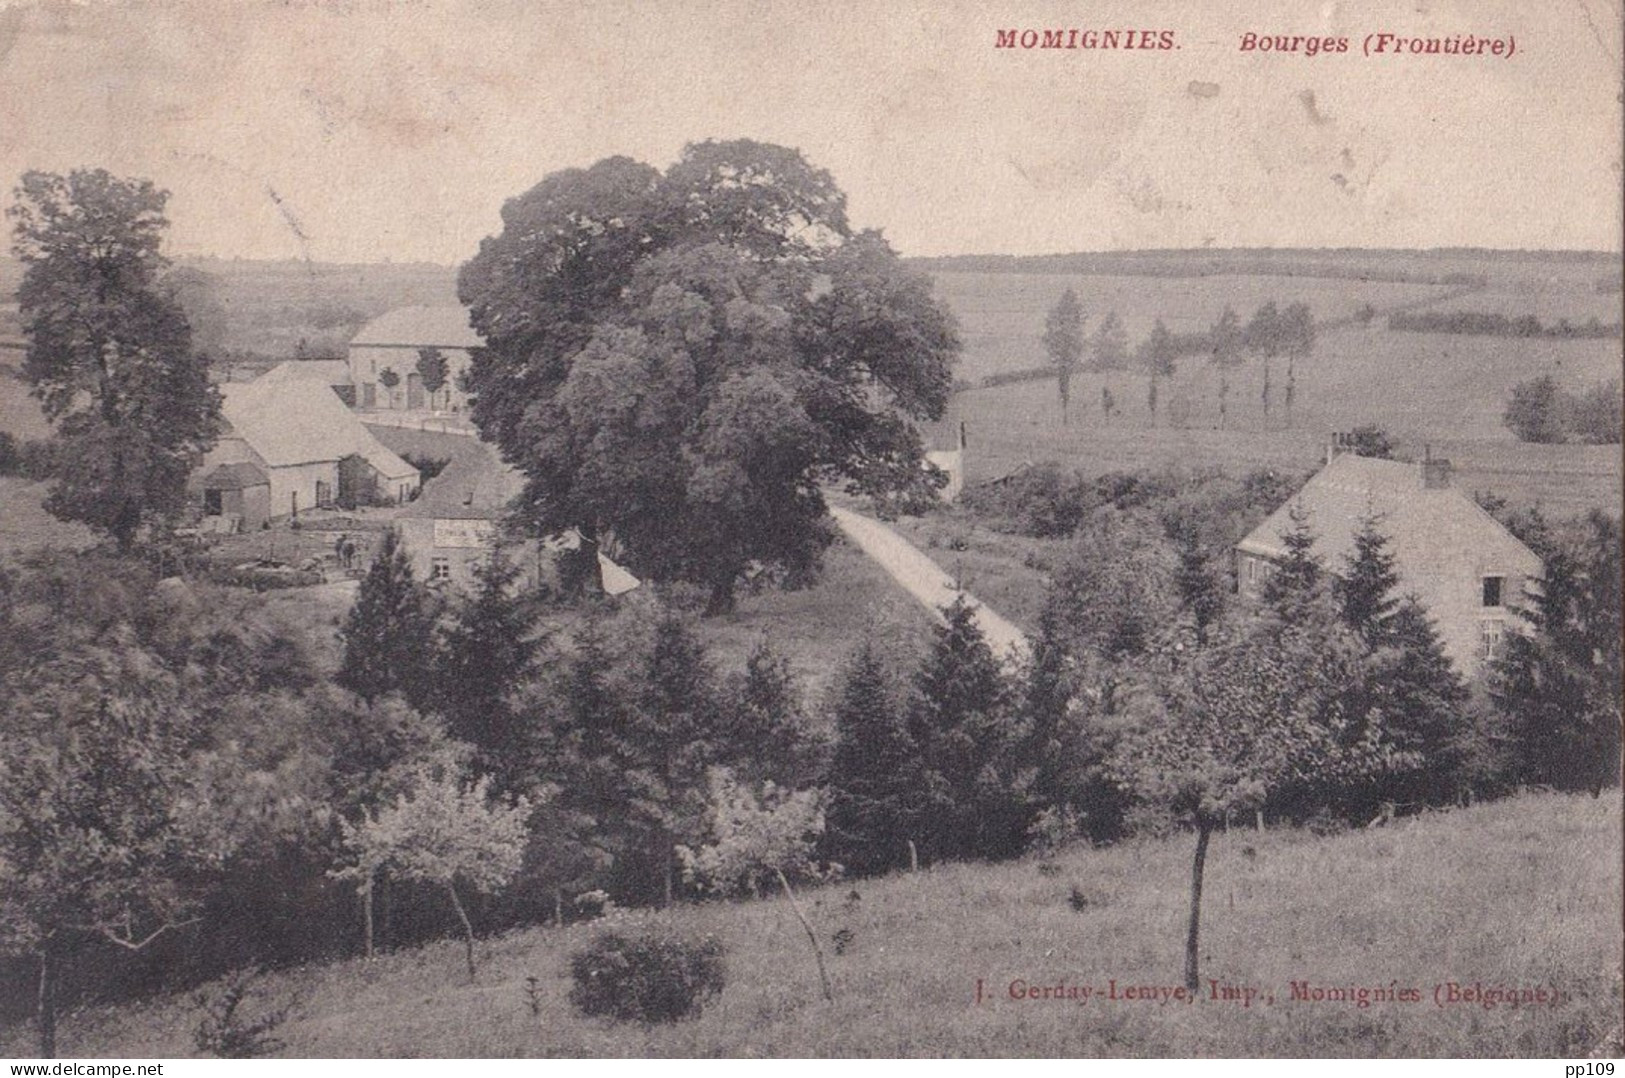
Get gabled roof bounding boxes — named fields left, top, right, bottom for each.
left=220, top=378, right=419, bottom=481
left=397, top=443, right=524, bottom=521
left=258, top=359, right=352, bottom=386
left=1237, top=453, right=1541, bottom=575
left=350, top=306, right=483, bottom=350
left=199, top=461, right=269, bottom=490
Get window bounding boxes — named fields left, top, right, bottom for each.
left=1479, top=618, right=1506, bottom=662
left=1482, top=575, right=1505, bottom=608
left=430, top=557, right=452, bottom=582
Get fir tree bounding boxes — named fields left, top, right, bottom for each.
left=433, top=555, right=540, bottom=789
left=633, top=613, right=727, bottom=903
left=725, top=640, right=830, bottom=790
left=909, top=596, right=1023, bottom=861
left=1336, top=512, right=1401, bottom=645
left=337, top=529, right=434, bottom=707
left=1260, top=502, right=1323, bottom=622
left=823, top=642, right=923, bottom=875
left=1369, top=597, right=1469, bottom=807
left=1491, top=509, right=1622, bottom=794
left=1020, top=602, right=1071, bottom=813
left=1170, top=523, right=1224, bottom=645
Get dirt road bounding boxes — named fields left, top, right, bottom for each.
left=828, top=505, right=1029, bottom=664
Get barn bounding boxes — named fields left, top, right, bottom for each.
left=190, top=375, right=420, bottom=527
left=347, top=306, right=482, bottom=412
left=395, top=442, right=639, bottom=597
left=1236, top=438, right=1544, bottom=674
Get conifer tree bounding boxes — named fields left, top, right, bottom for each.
left=1336, top=512, right=1401, bottom=645
left=337, top=530, right=434, bottom=708
left=1369, top=597, right=1469, bottom=807
left=433, top=555, right=540, bottom=788
left=823, top=642, right=923, bottom=875
left=1260, top=503, right=1323, bottom=622
left=726, top=640, right=829, bottom=789
left=909, top=596, right=1023, bottom=861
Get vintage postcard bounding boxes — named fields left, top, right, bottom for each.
left=0, top=0, right=1620, bottom=1062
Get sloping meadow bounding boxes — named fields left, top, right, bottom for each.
left=53, top=791, right=1620, bottom=1058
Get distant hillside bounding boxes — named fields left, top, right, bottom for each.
left=907, top=248, right=1622, bottom=286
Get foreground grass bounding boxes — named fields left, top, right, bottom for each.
left=53, top=792, right=1621, bottom=1058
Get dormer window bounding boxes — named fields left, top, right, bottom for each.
left=1482, top=575, right=1504, bottom=608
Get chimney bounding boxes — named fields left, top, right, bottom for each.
left=1420, top=446, right=1452, bottom=489
left=1325, top=430, right=1350, bottom=465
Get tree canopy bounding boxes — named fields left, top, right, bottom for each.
left=457, top=141, right=959, bottom=611
left=8, top=169, right=220, bottom=550
left=1043, top=289, right=1085, bottom=422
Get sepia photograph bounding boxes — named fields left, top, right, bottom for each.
left=0, top=0, right=1619, bottom=1061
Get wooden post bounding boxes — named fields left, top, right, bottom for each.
left=36, top=942, right=56, bottom=1059
left=362, top=874, right=375, bottom=960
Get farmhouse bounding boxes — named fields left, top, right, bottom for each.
left=347, top=306, right=481, bottom=412
left=254, top=358, right=355, bottom=405
left=1235, top=437, right=1543, bottom=674
left=190, top=375, right=420, bottom=529
left=395, top=444, right=640, bottom=597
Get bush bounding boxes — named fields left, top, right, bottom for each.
left=569, top=929, right=726, bottom=1024
left=192, top=967, right=295, bottom=1059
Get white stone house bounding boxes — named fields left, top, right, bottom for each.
left=1235, top=440, right=1543, bottom=674
left=347, top=306, right=482, bottom=412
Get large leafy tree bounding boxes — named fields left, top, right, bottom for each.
left=458, top=141, right=959, bottom=613
left=9, top=169, right=220, bottom=551
left=1042, top=288, right=1085, bottom=424
left=1111, top=615, right=1385, bottom=991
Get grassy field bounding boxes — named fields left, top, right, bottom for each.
left=42, top=791, right=1621, bottom=1058
left=926, top=251, right=1622, bottom=517
left=0, top=477, right=95, bottom=557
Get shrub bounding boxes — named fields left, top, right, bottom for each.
left=569, top=929, right=726, bottom=1024
left=192, top=967, right=295, bottom=1058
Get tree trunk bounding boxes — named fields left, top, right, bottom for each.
left=381, top=874, right=393, bottom=952
left=446, top=879, right=477, bottom=983
left=704, top=579, right=735, bottom=617
left=907, top=839, right=919, bottom=874
left=1254, top=808, right=1264, bottom=833
left=37, top=942, right=57, bottom=1059
left=663, top=855, right=674, bottom=908
left=1185, top=819, right=1213, bottom=992
left=362, top=874, right=375, bottom=959
left=554, top=888, right=564, bottom=926
left=775, top=868, right=834, bottom=1003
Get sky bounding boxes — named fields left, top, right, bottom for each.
left=0, top=0, right=1619, bottom=264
